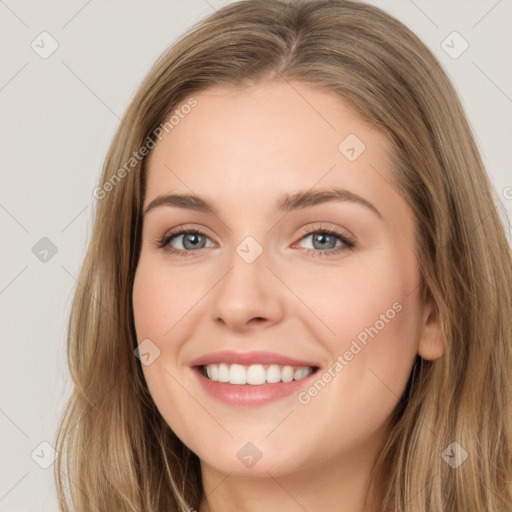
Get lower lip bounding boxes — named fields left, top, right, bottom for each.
left=192, top=366, right=318, bottom=406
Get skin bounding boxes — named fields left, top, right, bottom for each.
left=132, top=79, right=444, bottom=512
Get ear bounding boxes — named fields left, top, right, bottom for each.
left=417, top=294, right=445, bottom=360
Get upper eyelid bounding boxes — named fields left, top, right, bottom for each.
left=163, top=223, right=349, bottom=237
left=162, top=224, right=215, bottom=241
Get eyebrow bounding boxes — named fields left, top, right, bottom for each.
left=143, top=187, right=383, bottom=219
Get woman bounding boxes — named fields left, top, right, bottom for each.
left=54, top=0, right=512, bottom=510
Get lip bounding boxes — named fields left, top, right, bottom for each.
left=192, top=366, right=319, bottom=406
left=189, top=350, right=319, bottom=368
left=189, top=350, right=320, bottom=407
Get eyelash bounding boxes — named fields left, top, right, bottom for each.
left=156, top=223, right=356, bottom=258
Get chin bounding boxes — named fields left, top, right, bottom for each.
left=197, top=442, right=310, bottom=478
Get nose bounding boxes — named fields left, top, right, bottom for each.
left=209, top=244, right=285, bottom=332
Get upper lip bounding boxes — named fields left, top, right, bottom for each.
left=190, top=350, right=319, bottom=368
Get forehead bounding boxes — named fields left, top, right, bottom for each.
left=143, top=80, right=400, bottom=216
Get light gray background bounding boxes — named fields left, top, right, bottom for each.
left=1, top=1, right=511, bottom=510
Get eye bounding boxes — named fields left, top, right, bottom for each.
left=292, top=223, right=356, bottom=257
left=157, top=227, right=214, bottom=256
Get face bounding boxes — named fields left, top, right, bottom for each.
left=132, top=80, right=443, bottom=479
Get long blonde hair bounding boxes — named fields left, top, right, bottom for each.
left=54, top=0, right=512, bottom=510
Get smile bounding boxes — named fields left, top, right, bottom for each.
left=192, top=365, right=320, bottom=406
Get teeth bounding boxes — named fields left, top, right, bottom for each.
left=218, top=363, right=229, bottom=383
left=202, top=363, right=314, bottom=385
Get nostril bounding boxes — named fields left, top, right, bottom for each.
left=247, top=317, right=266, bottom=325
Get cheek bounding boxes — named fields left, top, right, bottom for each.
left=132, top=261, right=201, bottom=447
left=293, top=286, right=420, bottom=459
left=288, top=249, right=419, bottom=352
left=295, top=250, right=420, bottom=409
left=132, top=260, right=185, bottom=339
